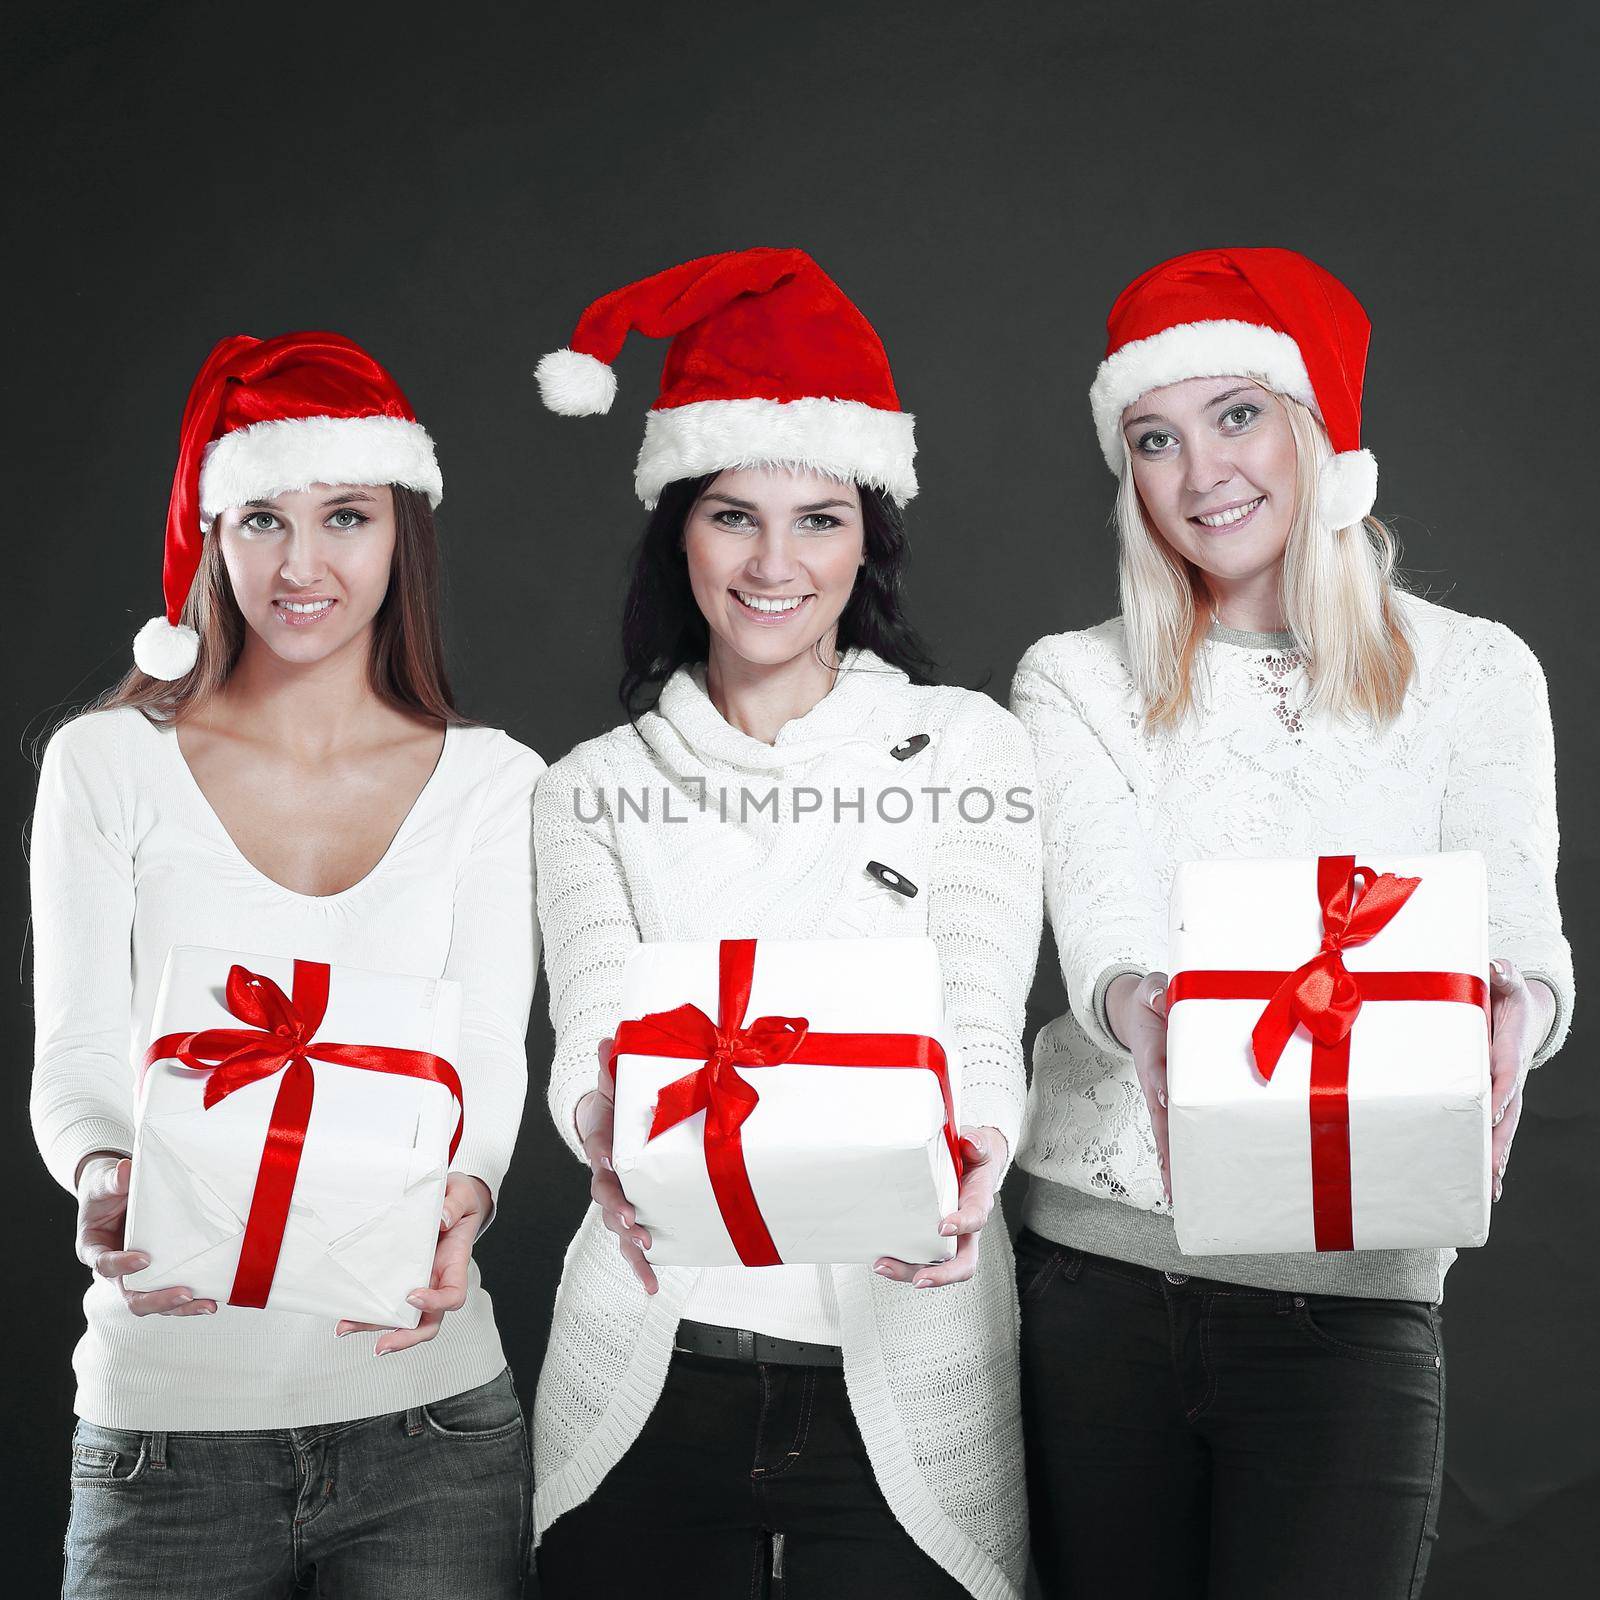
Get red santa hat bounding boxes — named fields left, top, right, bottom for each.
left=534, top=247, right=917, bottom=507
left=135, top=331, right=442, bottom=681
left=1089, top=247, right=1378, bottom=530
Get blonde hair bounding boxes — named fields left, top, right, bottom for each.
left=1116, top=391, right=1414, bottom=730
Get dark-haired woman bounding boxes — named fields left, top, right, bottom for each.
left=529, top=250, right=1042, bottom=1600
left=30, top=333, right=542, bottom=1597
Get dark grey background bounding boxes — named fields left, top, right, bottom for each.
left=6, top=2, right=1595, bottom=1592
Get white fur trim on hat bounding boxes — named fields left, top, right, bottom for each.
left=1318, top=446, right=1378, bottom=528
left=198, top=414, right=443, bottom=519
left=133, top=615, right=200, bottom=680
left=634, top=397, right=918, bottom=507
left=1090, top=319, right=1317, bottom=473
left=536, top=348, right=618, bottom=416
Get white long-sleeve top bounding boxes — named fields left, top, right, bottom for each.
left=531, top=648, right=1042, bottom=1600
left=1011, top=594, right=1574, bottom=1301
left=29, top=706, right=544, bottom=1430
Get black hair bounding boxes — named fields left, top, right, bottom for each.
left=618, top=473, right=939, bottom=717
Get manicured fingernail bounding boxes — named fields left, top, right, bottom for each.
left=199, top=1304, right=216, bottom=1314
left=874, top=1264, right=894, bottom=1277
left=439, top=1213, right=453, bottom=1230
left=1157, top=1089, right=1168, bottom=1108
left=913, top=1277, right=933, bottom=1289
left=406, top=1292, right=427, bottom=1308
left=601, top=1156, right=614, bottom=1172
left=939, top=1221, right=956, bottom=1236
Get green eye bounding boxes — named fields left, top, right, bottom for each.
left=1222, top=404, right=1261, bottom=428
left=242, top=512, right=279, bottom=532
left=1138, top=431, right=1174, bottom=454
left=328, top=509, right=368, bottom=529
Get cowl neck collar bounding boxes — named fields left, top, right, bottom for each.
left=639, top=646, right=908, bottom=775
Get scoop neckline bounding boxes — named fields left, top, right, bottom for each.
left=159, top=715, right=456, bottom=904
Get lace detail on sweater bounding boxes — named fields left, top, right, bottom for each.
left=1010, top=594, right=1573, bottom=1213
left=1254, top=647, right=1308, bottom=741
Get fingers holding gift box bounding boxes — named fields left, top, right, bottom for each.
left=577, top=1041, right=661, bottom=1294
left=124, top=946, right=465, bottom=1328
left=873, top=1125, right=1008, bottom=1287
left=608, top=936, right=964, bottom=1271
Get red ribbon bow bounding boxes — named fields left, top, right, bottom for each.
left=1167, top=857, right=1488, bottom=1252
left=143, top=960, right=464, bottom=1308
left=614, top=939, right=961, bottom=1266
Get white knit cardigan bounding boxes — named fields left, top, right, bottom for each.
left=1010, top=593, right=1575, bottom=1299
left=530, top=648, right=1043, bottom=1600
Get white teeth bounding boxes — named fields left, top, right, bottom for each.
left=278, top=599, right=334, bottom=614
left=1194, top=497, right=1264, bottom=528
left=735, top=591, right=805, bottom=614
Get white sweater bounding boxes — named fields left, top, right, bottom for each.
left=531, top=648, right=1042, bottom=1600
left=29, top=707, right=544, bottom=1430
left=1010, top=595, right=1574, bottom=1301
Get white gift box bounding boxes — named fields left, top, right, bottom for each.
left=1167, top=853, right=1491, bottom=1256
left=612, top=936, right=961, bottom=1266
left=124, top=946, right=463, bottom=1325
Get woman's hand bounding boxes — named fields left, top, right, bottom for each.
left=75, top=1153, right=218, bottom=1317
left=874, top=1126, right=1008, bottom=1288
left=1487, top=957, right=1553, bottom=1201
left=577, top=1038, right=658, bottom=1295
left=335, top=1173, right=492, bottom=1354
left=1106, top=971, right=1173, bottom=1203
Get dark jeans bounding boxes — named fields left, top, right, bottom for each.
left=1016, top=1230, right=1445, bottom=1600
left=62, top=1368, right=530, bottom=1599
left=536, top=1348, right=968, bottom=1599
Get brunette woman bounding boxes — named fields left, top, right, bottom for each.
left=31, top=333, right=542, bottom=1597
left=529, top=249, right=1042, bottom=1599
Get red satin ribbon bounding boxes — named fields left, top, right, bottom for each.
left=614, top=938, right=961, bottom=1267
left=1166, top=857, right=1489, bottom=1252
left=143, top=960, right=464, bottom=1308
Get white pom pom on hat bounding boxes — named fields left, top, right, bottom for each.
left=1317, top=445, right=1378, bottom=530
left=133, top=616, right=200, bottom=681
left=535, top=347, right=618, bottom=416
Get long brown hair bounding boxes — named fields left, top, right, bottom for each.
left=96, top=486, right=467, bottom=726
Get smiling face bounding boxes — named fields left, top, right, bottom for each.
left=1121, top=376, right=1299, bottom=590
left=681, top=465, right=866, bottom=671
left=215, top=483, right=397, bottom=668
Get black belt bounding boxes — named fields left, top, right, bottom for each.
left=673, top=1318, right=844, bottom=1368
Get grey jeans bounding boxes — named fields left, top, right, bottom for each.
left=62, top=1367, right=530, bottom=1599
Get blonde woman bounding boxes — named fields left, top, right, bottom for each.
left=1010, top=248, right=1572, bottom=1599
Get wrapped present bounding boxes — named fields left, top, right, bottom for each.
left=611, top=936, right=962, bottom=1266
left=123, top=947, right=464, bottom=1325
left=1166, top=853, right=1491, bottom=1255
